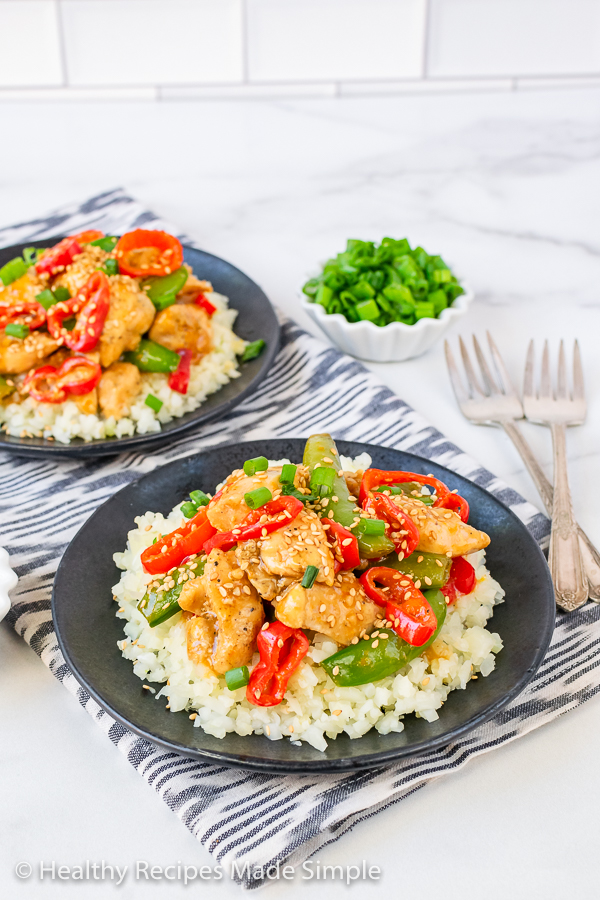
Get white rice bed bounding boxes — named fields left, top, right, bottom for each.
left=0, top=292, right=245, bottom=444
left=112, top=467, right=504, bottom=752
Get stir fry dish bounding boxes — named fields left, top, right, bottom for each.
left=113, top=434, right=504, bottom=750
left=0, top=230, right=262, bottom=443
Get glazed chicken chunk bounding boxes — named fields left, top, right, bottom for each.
left=206, top=467, right=287, bottom=532
left=234, top=539, right=294, bottom=601
left=0, top=331, right=60, bottom=374
left=390, top=494, right=490, bottom=557
left=258, top=509, right=336, bottom=587
left=98, top=361, right=141, bottom=419
left=149, top=303, right=211, bottom=363
left=98, top=277, right=155, bottom=368
left=274, top=572, right=379, bottom=645
left=187, top=548, right=265, bottom=674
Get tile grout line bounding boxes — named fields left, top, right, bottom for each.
left=54, top=0, right=69, bottom=88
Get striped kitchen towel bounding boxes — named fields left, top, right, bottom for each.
left=2, top=190, right=600, bottom=889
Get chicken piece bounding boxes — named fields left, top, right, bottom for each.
left=390, top=494, right=490, bottom=557
left=99, top=276, right=155, bottom=368
left=206, top=467, right=287, bottom=532
left=0, top=270, right=45, bottom=305
left=148, top=303, right=212, bottom=362
left=178, top=577, right=208, bottom=615
left=73, top=389, right=98, bottom=415
left=0, top=331, right=61, bottom=374
left=234, top=539, right=295, bottom=601
left=202, top=548, right=265, bottom=674
left=275, top=572, right=379, bottom=645
left=186, top=613, right=216, bottom=670
left=342, top=470, right=363, bottom=501
left=176, top=267, right=214, bottom=304
left=98, top=361, right=141, bottom=419
left=51, top=244, right=109, bottom=296
left=258, top=509, right=336, bottom=587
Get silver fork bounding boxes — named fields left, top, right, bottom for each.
left=445, top=333, right=600, bottom=606
left=523, top=340, right=588, bottom=611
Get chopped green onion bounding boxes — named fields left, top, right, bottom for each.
left=90, top=235, right=118, bottom=252
left=189, top=490, right=210, bottom=507
left=23, top=247, right=43, bottom=266
left=281, top=483, right=314, bottom=503
left=62, top=317, right=76, bottom=332
left=35, top=289, right=57, bottom=310
left=301, top=565, right=319, bottom=589
left=310, top=466, right=335, bottom=497
left=180, top=502, right=198, bottom=519
left=244, top=486, right=273, bottom=509
left=243, top=456, right=268, bottom=477
left=225, top=666, right=250, bottom=690
left=0, top=257, right=28, bottom=286
left=5, top=323, right=29, bottom=339
left=356, top=518, right=386, bottom=536
left=145, top=393, right=163, bottom=412
left=102, top=258, right=119, bottom=276
left=414, top=301, right=435, bottom=320
left=355, top=299, right=380, bottom=322
left=240, top=339, right=266, bottom=363
left=279, top=464, right=297, bottom=485
left=53, top=286, right=71, bottom=303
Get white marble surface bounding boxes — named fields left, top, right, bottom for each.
left=1, top=86, right=599, bottom=899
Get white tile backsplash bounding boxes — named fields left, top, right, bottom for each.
left=0, top=1, right=63, bottom=87
left=60, top=0, right=243, bottom=86
left=428, top=0, right=600, bottom=77
left=246, top=0, right=427, bottom=82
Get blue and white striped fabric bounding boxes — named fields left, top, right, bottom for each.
left=2, top=190, right=600, bottom=889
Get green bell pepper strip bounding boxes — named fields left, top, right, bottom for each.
left=321, top=589, right=447, bottom=687
left=142, top=266, right=188, bottom=310
left=138, top=559, right=205, bottom=627
left=240, top=339, right=265, bottom=363
left=0, top=376, right=15, bottom=400
left=302, top=433, right=395, bottom=559
left=365, top=551, right=451, bottom=589
left=124, top=339, right=181, bottom=373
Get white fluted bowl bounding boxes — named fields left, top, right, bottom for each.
left=0, top=547, right=17, bottom=623
left=301, top=282, right=473, bottom=362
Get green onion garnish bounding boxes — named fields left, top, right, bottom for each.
left=0, top=257, right=28, bottom=286
left=90, top=235, right=118, bottom=252
left=243, top=456, right=268, bottom=477
left=189, top=490, right=210, bottom=507
left=5, top=323, right=29, bottom=339
left=301, top=565, right=319, bottom=589
left=35, top=289, right=57, bottom=310
left=355, top=299, right=380, bottom=322
left=102, top=258, right=119, bottom=276
left=279, top=464, right=297, bottom=485
left=180, top=502, right=198, bottom=519
left=244, top=487, right=272, bottom=509
left=145, top=394, right=163, bottom=413
left=240, top=339, right=265, bottom=363
left=356, top=518, right=386, bottom=536
left=310, top=466, right=335, bottom=497
left=53, top=286, right=71, bottom=303
left=225, top=665, right=250, bottom=691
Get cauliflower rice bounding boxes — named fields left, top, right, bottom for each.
left=112, top=456, right=504, bottom=752
left=0, top=291, right=245, bottom=444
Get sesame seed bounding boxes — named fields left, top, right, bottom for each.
left=372, top=639, right=379, bottom=648
left=189, top=713, right=197, bottom=720
left=333, top=709, right=342, bottom=716
left=319, top=604, right=327, bottom=613
left=332, top=665, right=340, bottom=675
left=417, top=556, right=424, bottom=563
left=351, top=636, right=359, bottom=644
left=436, top=559, right=443, bottom=567
left=323, top=457, right=333, bottom=464
left=421, top=677, right=430, bottom=686
left=424, top=576, right=432, bottom=585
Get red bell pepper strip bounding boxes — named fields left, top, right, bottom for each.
left=56, top=356, right=102, bottom=395
left=359, top=468, right=470, bottom=523
left=22, top=365, right=67, bottom=404
left=363, top=493, right=420, bottom=559
left=203, top=496, right=304, bottom=555
left=168, top=349, right=192, bottom=394
left=114, top=230, right=183, bottom=278
left=47, top=270, right=110, bottom=352
left=0, top=301, right=46, bottom=331
left=322, top=519, right=360, bottom=571
left=72, top=230, right=104, bottom=244
left=141, top=507, right=217, bottom=575
left=246, top=621, right=310, bottom=707
left=441, top=556, right=476, bottom=605
left=195, top=294, right=217, bottom=316
left=23, top=356, right=103, bottom=403
left=35, top=236, right=83, bottom=276
left=360, top=567, right=437, bottom=647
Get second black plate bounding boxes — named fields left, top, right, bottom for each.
left=52, top=439, right=556, bottom=773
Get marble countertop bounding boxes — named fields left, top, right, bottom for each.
left=1, top=85, right=599, bottom=899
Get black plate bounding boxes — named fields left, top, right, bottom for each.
left=53, top=439, right=555, bottom=773
left=0, top=240, right=280, bottom=458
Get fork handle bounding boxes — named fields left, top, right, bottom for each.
left=548, top=423, right=587, bottom=612
left=501, top=421, right=600, bottom=602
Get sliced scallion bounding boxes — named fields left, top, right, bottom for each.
left=310, top=466, right=335, bottom=497
left=225, top=666, right=250, bottom=691
left=180, top=502, right=198, bottom=519
left=301, top=565, right=319, bottom=589
left=5, top=323, right=29, bottom=339
left=244, top=486, right=272, bottom=509
left=356, top=518, right=386, bottom=536
left=189, top=490, right=210, bottom=507
left=243, top=456, right=268, bottom=477
left=144, top=393, right=163, bottom=413
left=240, top=339, right=265, bottom=363
left=279, top=464, right=297, bottom=485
